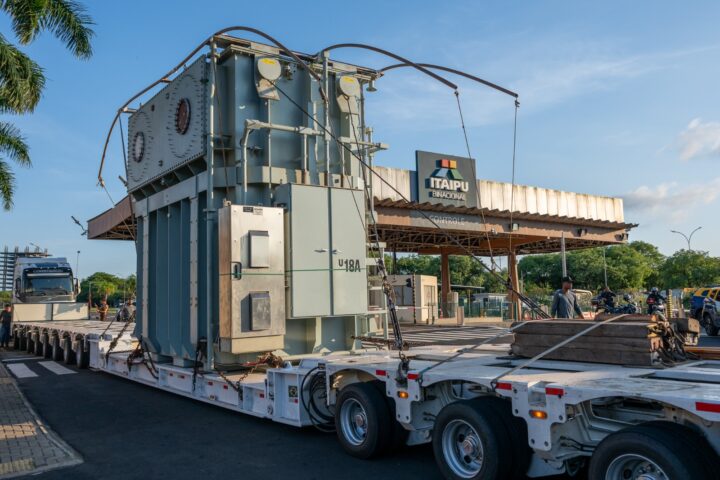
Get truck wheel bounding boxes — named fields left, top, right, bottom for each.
left=19, top=333, right=26, bottom=350
left=432, top=400, right=512, bottom=480
left=33, top=336, right=43, bottom=356
left=63, top=339, right=76, bottom=365
left=52, top=339, right=64, bottom=361
left=335, top=382, right=393, bottom=459
left=12, top=330, right=19, bottom=349
left=76, top=343, right=89, bottom=368
left=702, top=314, right=719, bottom=336
left=588, top=423, right=710, bottom=480
left=476, top=396, right=531, bottom=479
left=26, top=335, right=34, bottom=353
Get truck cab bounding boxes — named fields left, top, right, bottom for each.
left=13, top=258, right=78, bottom=304
left=690, top=286, right=720, bottom=335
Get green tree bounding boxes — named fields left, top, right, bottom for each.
left=0, top=0, right=93, bottom=209
left=658, top=250, right=720, bottom=289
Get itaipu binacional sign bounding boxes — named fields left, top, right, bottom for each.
left=416, top=151, right=478, bottom=208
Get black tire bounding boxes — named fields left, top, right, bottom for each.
left=588, top=423, right=711, bottom=480
left=703, top=314, right=719, bottom=336
left=476, top=396, right=531, bottom=479
left=334, top=382, right=393, bottom=459
left=42, top=336, right=53, bottom=359
left=432, top=400, right=513, bottom=480
left=26, top=335, right=34, bottom=353
left=370, top=380, right=409, bottom=452
left=18, top=332, right=27, bottom=350
left=12, top=330, right=19, bottom=349
left=51, top=338, right=64, bottom=361
left=63, top=339, right=76, bottom=365
left=33, top=335, right=42, bottom=356
left=76, top=343, right=89, bottom=368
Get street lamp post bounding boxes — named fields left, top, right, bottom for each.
left=671, top=227, right=702, bottom=251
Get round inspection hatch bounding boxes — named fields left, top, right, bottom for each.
left=257, top=57, right=282, bottom=82
left=338, top=76, right=361, bottom=97
left=132, top=131, right=145, bottom=163
left=175, top=97, right=191, bottom=135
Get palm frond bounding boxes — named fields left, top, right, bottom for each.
left=0, top=122, right=30, bottom=167
left=0, top=159, right=16, bottom=210
left=0, top=34, right=45, bottom=113
left=3, top=0, right=95, bottom=59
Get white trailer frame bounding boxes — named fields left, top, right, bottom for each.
left=11, top=320, right=720, bottom=478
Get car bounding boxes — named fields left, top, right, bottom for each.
left=690, top=286, right=720, bottom=335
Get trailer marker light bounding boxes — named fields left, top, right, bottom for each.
left=223, top=385, right=228, bottom=390
left=529, top=410, right=548, bottom=420
left=696, top=401, right=720, bottom=413
left=207, top=381, right=213, bottom=386
left=407, top=373, right=419, bottom=381
left=397, top=391, right=409, bottom=399
left=375, top=369, right=387, bottom=377
left=545, top=387, right=564, bottom=397
left=495, top=382, right=512, bottom=391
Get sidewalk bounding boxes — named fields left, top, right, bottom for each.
left=0, top=352, right=81, bottom=479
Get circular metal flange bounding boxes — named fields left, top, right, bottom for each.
left=174, top=98, right=191, bottom=135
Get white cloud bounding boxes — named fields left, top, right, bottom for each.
left=678, top=118, right=720, bottom=161
left=623, top=177, right=720, bottom=220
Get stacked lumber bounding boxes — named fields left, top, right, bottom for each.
left=511, top=319, right=662, bottom=366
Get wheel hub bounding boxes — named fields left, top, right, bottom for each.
left=606, top=454, right=668, bottom=480
left=441, top=419, right=485, bottom=478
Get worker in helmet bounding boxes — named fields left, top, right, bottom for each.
left=646, top=287, right=666, bottom=315
left=551, top=276, right=584, bottom=319
left=598, top=286, right=617, bottom=309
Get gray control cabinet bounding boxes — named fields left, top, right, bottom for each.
left=218, top=205, right=285, bottom=353
left=275, top=184, right=368, bottom=318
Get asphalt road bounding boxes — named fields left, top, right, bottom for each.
left=9, top=356, right=445, bottom=480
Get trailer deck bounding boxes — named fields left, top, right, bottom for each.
left=12, top=319, right=720, bottom=478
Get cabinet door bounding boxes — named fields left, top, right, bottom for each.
left=330, top=188, right=368, bottom=315
left=290, top=186, right=331, bottom=317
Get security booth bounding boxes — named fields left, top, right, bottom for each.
left=387, top=274, right=438, bottom=324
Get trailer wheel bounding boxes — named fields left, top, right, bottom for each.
left=76, top=343, right=89, bottom=368
left=42, top=336, right=53, bottom=359
left=12, top=330, right=19, bottom=349
left=335, top=382, right=393, bottom=459
left=18, top=332, right=27, bottom=350
left=26, top=335, right=34, bottom=353
left=63, top=339, right=76, bottom=365
left=588, top=423, right=711, bottom=480
left=51, top=338, right=64, bottom=361
left=477, top=396, right=531, bottom=479
left=33, top=335, right=43, bottom=356
left=432, top=400, right=512, bottom=480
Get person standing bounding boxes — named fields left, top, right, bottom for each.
left=97, top=300, right=109, bottom=322
left=551, top=276, right=584, bottom=319
left=0, top=304, right=12, bottom=348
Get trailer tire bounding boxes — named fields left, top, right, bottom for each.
left=588, top=423, right=710, bottom=480
left=432, top=400, right=512, bottom=480
left=12, top=330, right=19, bottom=349
left=335, top=382, right=393, bottom=459
left=369, top=380, right=409, bottom=452
left=33, top=335, right=42, bottom=356
left=42, top=336, right=53, bottom=359
left=51, top=338, right=64, bottom=361
left=76, top=343, right=89, bottom=368
left=26, top=335, right=34, bottom=353
left=63, top=339, right=76, bottom=365
left=476, top=396, right=531, bottom=479
left=18, top=332, right=26, bottom=350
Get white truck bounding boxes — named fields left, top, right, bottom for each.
left=9, top=318, right=720, bottom=480
left=11, top=257, right=88, bottom=322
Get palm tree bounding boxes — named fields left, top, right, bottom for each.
left=0, top=0, right=93, bottom=209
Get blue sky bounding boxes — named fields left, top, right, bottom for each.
left=2, top=1, right=720, bottom=277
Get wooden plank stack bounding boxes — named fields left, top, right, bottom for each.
left=511, top=315, right=674, bottom=366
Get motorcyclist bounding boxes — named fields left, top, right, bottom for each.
left=598, top=286, right=617, bottom=309
left=646, top=287, right=666, bottom=314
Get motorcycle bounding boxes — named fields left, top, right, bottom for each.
left=593, top=293, right=638, bottom=315
left=646, top=289, right=666, bottom=316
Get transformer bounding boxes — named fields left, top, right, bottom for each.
left=127, top=37, right=384, bottom=366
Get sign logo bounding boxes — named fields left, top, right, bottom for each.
left=427, top=159, right=470, bottom=201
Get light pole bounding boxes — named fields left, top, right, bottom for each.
left=671, top=226, right=702, bottom=251
left=75, top=250, right=80, bottom=278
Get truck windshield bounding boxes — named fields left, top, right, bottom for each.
left=24, top=274, right=73, bottom=295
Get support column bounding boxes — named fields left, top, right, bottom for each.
left=440, top=250, right=450, bottom=317
left=508, top=250, right=522, bottom=321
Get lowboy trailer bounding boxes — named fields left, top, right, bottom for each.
left=11, top=319, right=720, bottom=479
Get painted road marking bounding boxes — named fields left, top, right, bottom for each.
left=6, top=363, right=38, bottom=378
left=38, top=361, right=76, bottom=375
left=2, top=356, right=42, bottom=363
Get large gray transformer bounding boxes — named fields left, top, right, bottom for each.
left=127, top=38, right=381, bottom=366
